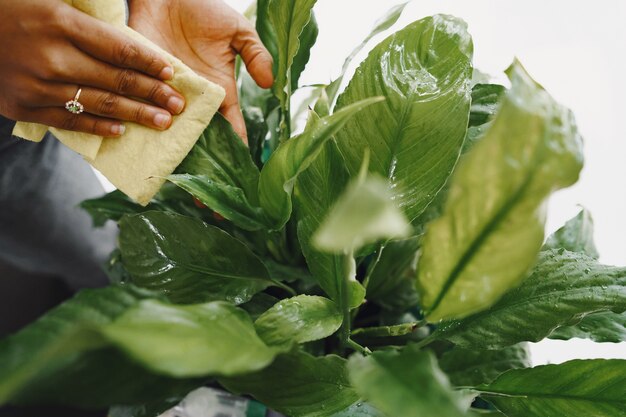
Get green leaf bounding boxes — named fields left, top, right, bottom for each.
left=102, top=300, right=277, bottom=378
left=294, top=140, right=365, bottom=309
left=177, top=113, right=260, bottom=205
left=221, top=351, right=359, bottom=417
left=313, top=175, right=410, bottom=254
left=478, top=359, right=626, bottom=417
left=469, top=83, right=506, bottom=127
left=80, top=190, right=164, bottom=227
left=0, top=286, right=201, bottom=408
left=417, top=60, right=584, bottom=322
left=549, top=311, right=626, bottom=343
left=326, top=2, right=409, bottom=105
left=259, top=97, right=382, bottom=230
left=119, top=212, right=274, bottom=304
left=439, top=344, right=531, bottom=387
left=254, top=295, right=343, bottom=347
left=431, top=249, right=626, bottom=349
left=329, top=402, right=385, bottom=417
left=168, top=174, right=267, bottom=231
left=291, top=12, right=318, bottom=90
left=366, top=236, right=420, bottom=310
left=544, top=208, right=599, bottom=258
left=267, top=0, right=317, bottom=123
left=256, top=0, right=278, bottom=65
left=334, top=15, right=474, bottom=223
left=347, top=345, right=468, bottom=417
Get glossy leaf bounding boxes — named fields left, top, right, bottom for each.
left=439, top=344, right=531, bottom=387
left=102, top=300, right=277, bottom=377
left=478, top=359, right=626, bottom=417
left=549, top=311, right=626, bottom=343
left=176, top=113, right=260, bottom=205
left=417, top=61, right=584, bottom=321
left=366, top=236, right=420, bottom=310
left=326, top=2, right=409, bottom=105
left=329, top=402, right=385, bottom=417
left=468, top=83, right=506, bottom=127
left=254, top=295, right=343, bottom=347
left=259, top=97, right=382, bottom=230
left=334, top=15, right=473, bottom=223
left=544, top=208, right=599, bottom=258
left=119, top=212, right=274, bottom=304
left=313, top=175, right=410, bottom=254
left=267, top=0, right=317, bottom=111
left=347, top=345, right=468, bottom=417
left=291, top=12, right=318, bottom=90
left=168, top=174, right=266, bottom=231
left=431, top=249, right=626, bottom=349
left=0, top=286, right=201, bottom=408
left=80, top=190, right=165, bottom=227
left=294, top=140, right=366, bottom=309
left=221, top=351, right=359, bottom=417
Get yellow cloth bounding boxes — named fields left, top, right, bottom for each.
left=12, top=0, right=225, bottom=205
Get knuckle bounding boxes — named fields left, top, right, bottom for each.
left=96, top=93, right=120, bottom=116
left=60, top=114, right=80, bottom=131
left=117, top=42, right=140, bottom=67
left=91, top=119, right=108, bottom=135
left=132, top=105, right=146, bottom=122
left=114, top=69, right=137, bottom=94
left=146, top=82, right=168, bottom=103
left=144, top=55, right=162, bottom=75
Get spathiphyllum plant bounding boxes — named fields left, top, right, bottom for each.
left=2, top=2, right=625, bottom=417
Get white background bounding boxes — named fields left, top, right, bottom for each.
left=107, top=0, right=626, bottom=364
left=228, top=0, right=626, bottom=364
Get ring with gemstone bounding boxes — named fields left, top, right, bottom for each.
left=65, top=88, right=84, bottom=114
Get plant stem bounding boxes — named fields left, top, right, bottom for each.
left=339, top=250, right=355, bottom=355
left=362, top=242, right=387, bottom=290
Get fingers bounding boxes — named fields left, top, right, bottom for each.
left=23, top=107, right=125, bottom=137
left=221, top=101, right=247, bottom=143
left=66, top=8, right=173, bottom=80
left=36, top=85, right=173, bottom=130
left=232, top=17, right=274, bottom=89
left=51, top=52, right=185, bottom=115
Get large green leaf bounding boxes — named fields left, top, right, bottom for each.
left=326, top=2, right=409, bottom=105
left=102, top=300, right=277, bottom=378
left=478, top=359, right=626, bottom=417
left=254, top=295, right=343, bottom=347
left=80, top=190, right=166, bottom=227
left=0, top=286, right=201, bottom=408
left=417, top=61, right=584, bottom=321
left=313, top=175, right=410, bottom=254
left=259, top=97, right=382, bottom=230
left=366, top=236, right=420, bottom=310
left=544, top=208, right=599, bottom=258
left=267, top=0, right=317, bottom=128
left=549, top=311, right=626, bottom=343
left=176, top=113, right=260, bottom=205
left=439, top=344, right=531, bottom=387
left=468, top=83, right=506, bottom=127
left=294, top=140, right=365, bottom=309
left=431, top=249, right=626, bottom=349
left=168, top=174, right=266, bottom=231
left=347, top=345, right=468, bottom=417
left=334, top=15, right=473, bottom=223
left=221, top=351, right=359, bottom=417
left=119, top=212, right=274, bottom=304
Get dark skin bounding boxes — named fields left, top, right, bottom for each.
left=0, top=0, right=273, bottom=140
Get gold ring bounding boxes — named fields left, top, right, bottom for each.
left=65, top=88, right=84, bottom=114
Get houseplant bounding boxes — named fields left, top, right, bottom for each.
left=0, top=1, right=624, bottom=416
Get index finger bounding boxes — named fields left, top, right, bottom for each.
left=65, top=9, right=174, bottom=81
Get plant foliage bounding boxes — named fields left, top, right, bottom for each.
left=1, top=2, right=624, bottom=417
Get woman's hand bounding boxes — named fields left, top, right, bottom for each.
left=0, top=0, right=187, bottom=137
left=128, top=0, right=274, bottom=141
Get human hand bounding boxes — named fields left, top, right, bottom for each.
left=128, top=0, right=274, bottom=141
left=0, top=0, right=187, bottom=137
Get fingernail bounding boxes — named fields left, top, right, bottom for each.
left=159, top=66, right=174, bottom=80
left=167, top=96, right=185, bottom=114
left=154, top=112, right=171, bottom=129
left=111, top=124, right=125, bottom=136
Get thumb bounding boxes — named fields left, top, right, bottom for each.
left=232, top=17, right=274, bottom=89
